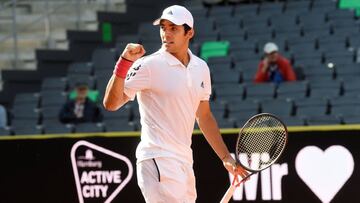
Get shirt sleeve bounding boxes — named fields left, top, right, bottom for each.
left=283, top=59, right=297, bottom=81
left=254, top=61, right=269, bottom=83
left=201, top=65, right=212, bottom=101
left=124, top=60, right=151, bottom=101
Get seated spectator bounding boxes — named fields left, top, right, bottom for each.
left=59, top=82, right=103, bottom=124
left=254, top=42, right=296, bottom=84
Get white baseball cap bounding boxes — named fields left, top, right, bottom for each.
left=264, top=42, right=279, bottom=54
left=153, top=5, right=194, bottom=28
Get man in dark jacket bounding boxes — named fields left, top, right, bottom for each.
left=59, top=82, right=102, bottom=124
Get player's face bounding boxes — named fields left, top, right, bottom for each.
left=159, top=20, right=193, bottom=54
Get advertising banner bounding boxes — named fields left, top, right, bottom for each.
left=0, top=128, right=359, bottom=203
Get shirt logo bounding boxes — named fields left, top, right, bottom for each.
left=200, top=81, right=204, bottom=88
left=126, top=64, right=141, bottom=80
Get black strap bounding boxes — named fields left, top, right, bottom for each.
left=152, top=158, right=161, bottom=182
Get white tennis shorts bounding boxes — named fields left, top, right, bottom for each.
left=136, top=157, right=197, bottom=203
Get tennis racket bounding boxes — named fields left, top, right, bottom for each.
left=220, top=113, right=288, bottom=203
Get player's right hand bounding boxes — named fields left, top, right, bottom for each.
left=121, top=43, right=146, bottom=62
left=223, top=155, right=249, bottom=179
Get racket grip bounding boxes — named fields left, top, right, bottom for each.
left=220, top=185, right=235, bottom=203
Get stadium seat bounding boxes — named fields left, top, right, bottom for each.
left=104, top=119, right=136, bottom=132
left=259, top=2, right=284, bottom=15
left=102, top=106, right=132, bottom=121
left=67, top=62, right=93, bottom=77
left=67, top=75, right=95, bottom=90
left=195, top=20, right=218, bottom=40
left=306, top=115, right=341, bottom=125
left=288, top=42, right=316, bottom=54
left=327, top=9, right=355, bottom=21
left=245, top=83, right=276, bottom=100
left=228, top=38, right=256, bottom=52
left=234, top=4, right=259, bottom=16
left=116, top=34, right=140, bottom=44
left=208, top=6, right=234, bottom=17
left=348, top=36, right=360, bottom=49
left=203, top=0, right=224, bottom=6
left=208, top=56, right=232, bottom=67
left=329, top=18, right=357, bottom=30
left=75, top=123, right=104, bottom=133
left=311, top=0, right=337, bottom=12
left=13, top=126, right=43, bottom=135
left=42, top=121, right=73, bottom=134
left=298, top=12, right=326, bottom=25
left=208, top=62, right=233, bottom=75
left=138, top=22, right=160, bottom=43
left=219, top=26, right=245, bottom=39
left=11, top=106, right=40, bottom=121
left=141, top=42, right=161, bottom=54
left=40, top=91, right=67, bottom=108
left=276, top=81, right=309, bottom=99
left=0, top=128, right=11, bottom=136
left=188, top=7, right=208, bottom=19
left=331, top=105, right=359, bottom=118
left=292, top=51, right=322, bottom=63
left=295, top=97, right=329, bottom=117
left=216, top=118, right=236, bottom=128
left=41, top=106, right=61, bottom=121
left=212, top=70, right=241, bottom=84
left=279, top=116, right=305, bottom=126
left=325, top=56, right=354, bottom=67
left=215, top=15, right=242, bottom=28
left=284, top=1, right=311, bottom=14
left=261, top=99, right=294, bottom=116
left=342, top=79, right=360, bottom=97
left=304, top=66, right=335, bottom=80
left=41, top=77, right=67, bottom=92
left=13, top=93, right=40, bottom=109
left=92, top=48, right=117, bottom=70
left=294, top=58, right=323, bottom=68
left=231, top=110, right=259, bottom=127
left=269, top=14, right=298, bottom=28
left=342, top=116, right=360, bottom=125
left=231, top=50, right=260, bottom=62
left=310, top=88, right=341, bottom=99
left=213, top=84, right=244, bottom=100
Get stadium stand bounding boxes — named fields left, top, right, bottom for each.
left=1, top=0, right=360, bottom=135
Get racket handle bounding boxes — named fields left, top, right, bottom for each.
left=220, top=185, right=235, bottom=203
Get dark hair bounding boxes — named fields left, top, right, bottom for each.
left=183, top=24, right=192, bottom=35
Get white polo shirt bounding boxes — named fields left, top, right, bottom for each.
left=124, top=48, right=211, bottom=164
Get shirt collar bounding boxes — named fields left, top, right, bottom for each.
left=159, top=47, right=199, bottom=67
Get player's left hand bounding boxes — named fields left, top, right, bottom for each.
left=222, top=155, right=249, bottom=179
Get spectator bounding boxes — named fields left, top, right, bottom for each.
left=59, top=82, right=102, bottom=124
left=254, top=42, right=296, bottom=84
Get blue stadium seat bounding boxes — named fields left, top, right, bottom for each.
left=276, top=81, right=309, bottom=99
left=75, top=123, right=104, bottom=133
left=245, top=83, right=276, bottom=100
left=261, top=99, right=294, bottom=116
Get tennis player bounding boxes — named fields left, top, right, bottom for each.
left=103, top=5, right=248, bottom=202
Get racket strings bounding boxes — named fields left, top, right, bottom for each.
left=236, top=115, right=287, bottom=171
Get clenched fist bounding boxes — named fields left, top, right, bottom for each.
left=121, top=43, right=146, bottom=62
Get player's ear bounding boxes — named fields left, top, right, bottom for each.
left=188, top=28, right=194, bottom=39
